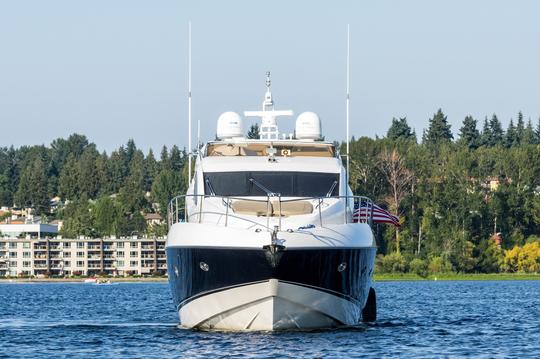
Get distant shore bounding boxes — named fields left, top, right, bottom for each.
left=2, top=273, right=540, bottom=283
left=374, top=273, right=540, bottom=281
left=0, top=277, right=168, bottom=283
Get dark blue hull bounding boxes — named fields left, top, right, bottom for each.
left=166, top=246, right=377, bottom=314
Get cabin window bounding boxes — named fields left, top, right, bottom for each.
left=204, top=171, right=339, bottom=197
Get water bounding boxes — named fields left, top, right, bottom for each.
left=1, top=281, right=539, bottom=358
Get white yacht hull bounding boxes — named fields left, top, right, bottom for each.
left=179, top=279, right=360, bottom=331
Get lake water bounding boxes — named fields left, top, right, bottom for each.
left=1, top=280, right=539, bottom=358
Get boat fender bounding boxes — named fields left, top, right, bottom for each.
left=362, top=287, right=377, bottom=322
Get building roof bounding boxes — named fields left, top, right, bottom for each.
left=0, top=223, right=58, bottom=235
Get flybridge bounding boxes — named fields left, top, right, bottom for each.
left=216, top=72, right=322, bottom=142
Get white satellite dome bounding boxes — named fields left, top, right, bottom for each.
left=217, top=112, right=244, bottom=140
left=295, top=112, right=322, bottom=140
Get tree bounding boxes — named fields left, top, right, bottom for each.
left=535, top=118, right=540, bottom=143
left=422, top=109, right=453, bottom=144
left=247, top=123, right=260, bottom=139
left=387, top=117, right=415, bottom=141
left=59, top=198, right=95, bottom=237
left=515, top=112, right=525, bottom=144
left=378, top=148, right=414, bottom=253
left=14, top=156, right=50, bottom=213
left=458, top=115, right=480, bottom=149
left=505, top=119, right=517, bottom=148
left=169, top=146, right=184, bottom=172
left=0, top=173, right=10, bottom=207
left=152, top=169, right=185, bottom=218
left=58, top=155, right=80, bottom=201
left=93, top=196, right=119, bottom=237
left=488, top=114, right=504, bottom=146
left=522, top=120, right=536, bottom=145
left=480, top=117, right=491, bottom=146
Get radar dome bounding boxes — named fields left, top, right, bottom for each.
left=295, top=112, right=321, bottom=140
left=217, top=112, right=244, bottom=140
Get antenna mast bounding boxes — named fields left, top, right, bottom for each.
left=346, top=24, right=350, bottom=188
left=188, top=21, right=192, bottom=182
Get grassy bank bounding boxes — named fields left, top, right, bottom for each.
left=374, top=272, right=540, bottom=281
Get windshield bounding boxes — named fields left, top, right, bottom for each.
left=204, top=171, right=340, bottom=197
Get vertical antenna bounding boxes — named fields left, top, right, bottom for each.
left=196, top=29, right=200, bottom=150
left=346, top=24, right=350, bottom=186
left=188, top=21, right=192, bottom=182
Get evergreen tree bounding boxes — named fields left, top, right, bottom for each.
left=78, top=146, right=100, bottom=199
left=59, top=198, right=95, bottom=237
left=422, top=109, right=453, bottom=144
left=387, top=117, right=416, bottom=141
left=160, top=146, right=170, bottom=171
left=247, top=123, right=260, bottom=139
left=93, top=196, right=119, bottom=237
left=481, top=114, right=504, bottom=147
left=522, top=119, right=536, bottom=145
left=535, top=118, right=540, bottom=143
left=58, top=154, right=80, bottom=201
left=0, top=174, right=9, bottom=207
left=152, top=169, right=185, bottom=218
left=516, top=112, right=525, bottom=144
left=108, top=146, right=128, bottom=193
left=505, top=119, right=517, bottom=148
left=480, top=117, right=491, bottom=146
left=144, top=149, right=159, bottom=192
left=169, top=145, right=184, bottom=172
left=14, top=156, right=50, bottom=213
left=458, top=115, right=480, bottom=149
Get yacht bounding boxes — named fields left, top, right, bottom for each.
left=166, top=73, right=377, bottom=331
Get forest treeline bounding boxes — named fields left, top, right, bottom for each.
left=0, top=136, right=187, bottom=237
left=2, top=109, right=540, bottom=273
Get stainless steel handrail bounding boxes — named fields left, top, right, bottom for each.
left=167, top=194, right=374, bottom=230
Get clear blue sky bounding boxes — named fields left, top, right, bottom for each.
left=1, top=0, right=539, bottom=153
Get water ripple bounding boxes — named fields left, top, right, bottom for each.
left=1, top=281, right=540, bottom=358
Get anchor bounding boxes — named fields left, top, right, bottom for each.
left=263, top=225, right=285, bottom=268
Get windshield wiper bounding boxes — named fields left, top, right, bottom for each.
left=326, top=180, right=338, bottom=197
left=205, top=178, right=216, bottom=196
left=205, top=178, right=232, bottom=208
left=249, top=178, right=277, bottom=197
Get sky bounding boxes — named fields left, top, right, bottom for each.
left=1, top=0, right=540, bottom=153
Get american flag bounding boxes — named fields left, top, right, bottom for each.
left=353, top=201, right=400, bottom=227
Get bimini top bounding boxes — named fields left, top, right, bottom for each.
left=215, top=72, right=324, bottom=143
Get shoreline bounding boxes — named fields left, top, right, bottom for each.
left=1, top=273, right=540, bottom=283
left=373, top=273, right=540, bottom=281
left=0, top=277, right=168, bottom=283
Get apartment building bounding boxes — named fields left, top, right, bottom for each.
left=0, top=224, right=167, bottom=277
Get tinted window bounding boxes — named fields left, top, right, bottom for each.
left=204, top=171, right=339, bottom=197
